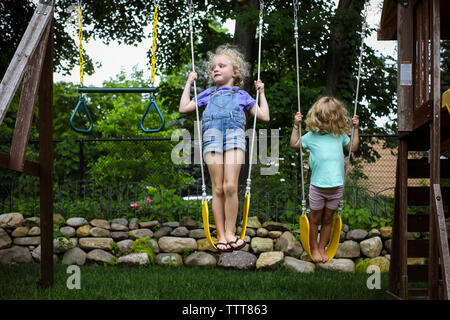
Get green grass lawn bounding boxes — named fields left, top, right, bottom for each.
left=0, top=263, right=388, bottom=300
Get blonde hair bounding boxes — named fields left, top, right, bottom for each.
left=207, top=45, right=250, bottom=87
left=305, top=96, right=350, bottom=136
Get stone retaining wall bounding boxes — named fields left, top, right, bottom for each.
left=0, top=212, right=406, bottom=273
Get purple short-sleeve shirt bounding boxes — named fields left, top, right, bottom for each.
left=194, top=87, right=256, bottom=113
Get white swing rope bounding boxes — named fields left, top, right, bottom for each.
left=338, top=0, right=370, bottom=217
left=188, top=0, right=207, bottom=202
left=292, top=0, right=308, bottom=217
left=246, top=0, right=264, bottom=198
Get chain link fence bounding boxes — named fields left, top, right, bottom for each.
left=0, top=134, right=400, bottom=228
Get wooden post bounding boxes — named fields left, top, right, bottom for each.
left=397, top=2, right=414, bottom=132
left=398, top=137, right=408, bottom=299
left=37, top=18, right=54, bottom=289
left=428, top=0, right=440, bottom=300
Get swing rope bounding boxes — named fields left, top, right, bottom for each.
left=188, top=0, right=207, bottom=203
left=245, top=0, right=264, bottom=198
left=293, top=0, right=308, bottom=217
left=150, top=0, right=158, bottom=86
left=77, top=0, right=84, bottom=87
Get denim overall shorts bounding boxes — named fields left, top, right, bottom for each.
left=201, top=87, right=247, bottom=157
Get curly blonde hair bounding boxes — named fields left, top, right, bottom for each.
left=207, top=45, right=250, bottom=88
left=305, top=96, right=350, bottom=136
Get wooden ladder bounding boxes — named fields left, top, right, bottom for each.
left=387, top=109, right=450, bottom=300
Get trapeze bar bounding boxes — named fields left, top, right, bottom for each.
left=78, top=87, right=157, bottom=94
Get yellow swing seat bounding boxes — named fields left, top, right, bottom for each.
left=299, top=213, right=342, bottom=263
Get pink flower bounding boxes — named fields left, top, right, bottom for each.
left=130, top=202, right=138, bottom=208
left=146, top=198, right=152, bottom=204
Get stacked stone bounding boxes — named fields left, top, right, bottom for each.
left=0, top=212, right=400, bottom=272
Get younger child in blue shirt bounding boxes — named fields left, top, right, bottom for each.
left=290, top=96, right=359, bottom=263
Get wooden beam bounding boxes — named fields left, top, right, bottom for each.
left=429, top=0, right=441, bottom=300
left=432, top=184, right=450, bottom=300
left=397, top=3, right=414, bottom=131
left=0, top=1, right=54, bottom=127
left=9, top=25, right=51, bottom=172
left=0, top=152, right=40, bottom=177
left=399, top=138, right=409, bottom=299
left=37, top=17, right=54, bottom=289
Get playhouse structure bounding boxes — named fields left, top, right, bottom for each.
left=378, top=0, right=450, bottom=299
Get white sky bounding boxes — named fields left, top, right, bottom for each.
left=54, top=0, right=396, bottom=87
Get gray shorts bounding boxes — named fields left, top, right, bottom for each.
left=309, top=185, right=344, bottom=211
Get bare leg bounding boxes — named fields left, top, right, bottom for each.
left=318, top=207, right=335, bottom=262
left=204, top=152, right=230, bottom=251
left=223, top=148, right=245, bottom=248
left=309, top=209, right=324, bottom=262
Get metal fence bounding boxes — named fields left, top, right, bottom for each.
left=0, top=134, right=400, bottom=225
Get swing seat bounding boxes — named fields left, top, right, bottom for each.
left=240, top=194, right=251, bottom=240
left=299, top=213, right=342, bottom=263
left=202, top=200, right=217, bottom=249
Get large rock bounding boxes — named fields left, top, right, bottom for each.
left=170, top=227, right=190, bottom=237
left=184, top=251, right=217, bottom=268
left=367, top=256, right=390, bottom=272
left=154, top=226, right=172, bottom=238
left=62, top=247, right=87, bottom=265
left=28, top=226, right=40, bottom=236
left=79, top=237, right=113, bottom=250
left=346, top=229, right=368, bottom=241
left=0, top=213, right=24, bottom=229
left=110, top=232, right=128, bottom=241
left=274, top=231, right=303, bottom=258
left=360, top=236, right=382, bottom=258
left=53, top=237, right=73, bottom=253
left=66, top=217, right=88, bottom=227
left=155, top=253, right=183, bottom=267
left=23, top=217, right=40, bottom=228
left=13, top=236, right=40, bottom=246
left=60, top=226, right=76, bottom=237
left=89, top=227, right=110, bottom=238
left=262, top=221, right=291, bottom=232
left=0, top=228, right=12, bottom=249
left=316, top=258, right=355, bottom=272
left=335, top=240, right=361, bottom=258
left=139, top=220, right=160, bottom=229
left=12, top=226, right=29, bottom=237
left=283, top=256, right=315, bottom=273
left=380, top=226, right=392, bottom=239
left=112, top=218, right=128, bottom=226
left=251, top=237, right=273, bottom=254
left=196, top=238, right=218, bottom=252
left=86, top=249, right=114, bottom=264
left=217, top=251, right=257, bottom=270
left=117, top=253, right=150, bottom=266
left=189, top=229, right=206, bottom=239
left=0, top=245, right=32, bottom=264
left=129, top=228, right=154, bottom=240
left=129, top=218, right=140, bottom=230
left=111, top=223, right=128, bottom=231
left=158, top=236, right=197, bottom=253
left=89, top=219, right=110, bottom=229
left=117, top=240, right=133, bottom=255
left=246, top=216, right=262, bottom=229
left=183, top=217, right=198, bottom=229
left=256, top=251, right=284, bottom=270
left=76, top=225, right=91, bottom=237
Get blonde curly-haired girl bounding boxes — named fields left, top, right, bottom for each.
left=290, top=96, right=359, bottom=263
left=179, top=45, right=270, bottom=253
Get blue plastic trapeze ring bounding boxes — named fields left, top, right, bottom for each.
left=140, top=95, right=165, bottom=133
left=70, top=96, right=93, bottom=133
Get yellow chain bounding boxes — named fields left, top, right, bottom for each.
left=150, top=4, right=158, bottom=86
left=78, top=4, right=84, bottom=87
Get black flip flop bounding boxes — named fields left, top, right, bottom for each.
left=228, top=237, right=246, bottom=251
left=216, top=242, right=233, bottom=253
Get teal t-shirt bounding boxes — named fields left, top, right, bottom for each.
left=301, top=131, right=350, bottom=188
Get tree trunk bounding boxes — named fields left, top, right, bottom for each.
left=325, top=0, right=364, bottom=95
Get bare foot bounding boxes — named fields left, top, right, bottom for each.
left=318, top=248, right=330, bottom=263
left=311, top=248, right=323, bottom=263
